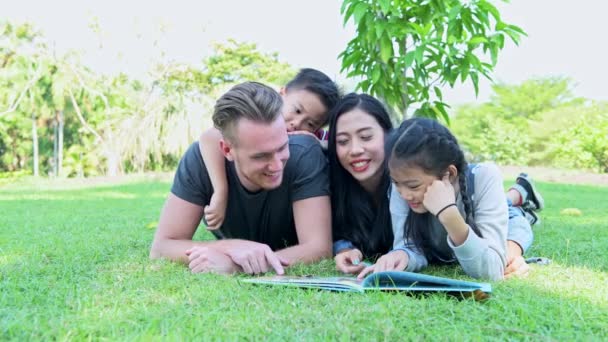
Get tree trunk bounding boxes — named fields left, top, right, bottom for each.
left=401, top=37, right=409, bottom=119
left=31, top=111, right=39, bottom=177
left=53, top=116, right=58, bottom=177
left=57, top=110, right=64, bottom=177
left=105, top=151, right=119, bottom=177
left=53, top=109, right=64, bottom=177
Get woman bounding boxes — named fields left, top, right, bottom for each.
left=327, top=93, right=394, bottom=274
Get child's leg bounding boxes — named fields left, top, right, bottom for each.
left=507, top=173, right=544, bottom=211
left=507, top=201, right=534, bottom=254
left=505, top=202, right=534, bottom=278
left=506, top=188, right=523, bottom=206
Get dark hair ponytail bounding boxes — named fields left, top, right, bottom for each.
left=387, top=118, right=481, bottom=262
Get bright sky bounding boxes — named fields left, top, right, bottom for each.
left=4, top=0, right=607, bottom=105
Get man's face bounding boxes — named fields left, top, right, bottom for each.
left=221, top=117, right=290, bottom=192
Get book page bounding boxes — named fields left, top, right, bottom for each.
left=241, top=275, right=365, bottom=292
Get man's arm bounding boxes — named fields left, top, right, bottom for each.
left=151, top=194, right=285, bottom=274
left=150, top=193, right=221, bottom=263
left=275, top=195, right=332, bottom=264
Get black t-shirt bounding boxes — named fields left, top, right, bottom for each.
left=171, top=134, right=329, bottom=251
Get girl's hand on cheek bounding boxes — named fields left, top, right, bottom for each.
left=423, top=172, right=456, bottom=216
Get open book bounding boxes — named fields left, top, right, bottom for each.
left=241, top=271, right=491, bottom=296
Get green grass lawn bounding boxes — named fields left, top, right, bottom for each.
left=1, top=177, right=607, bottom=340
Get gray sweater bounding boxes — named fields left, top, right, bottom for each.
left=390, top=163, right=508, bottom=280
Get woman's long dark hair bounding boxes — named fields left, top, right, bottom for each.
left=387, top=118, right=481, bottom=262
left=328, top=93, right=394, bottom=258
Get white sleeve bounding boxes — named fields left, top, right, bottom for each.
left=448, top=163, right=508, bottom=280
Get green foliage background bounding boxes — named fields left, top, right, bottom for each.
left=451, top=77, right=608, bottom=172
left=0, top=21, right=294, bottom=177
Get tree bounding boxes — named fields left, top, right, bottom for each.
left=451, top=77, right=602, bottom=169
left=339, top=0, right=525, bottom=121
left=489, top=76, right=579, bottom=119
left=201, top=39, right=295, bottom=91
left=0, top=21, right=47, bottom=175
left=110, top=40, right=295, bottom=173
left=1, top=18, right=297, bottom=177
left=551, top=106, right=608, bottom=172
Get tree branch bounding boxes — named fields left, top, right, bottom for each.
left=0, top=66, right=41, bottom=117
left=68, top=87, right=104, bottom=143
left=66, top=64, right=110, bottom=111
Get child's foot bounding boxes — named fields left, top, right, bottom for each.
left=523, top=208, right=541, bottom=226
left=514, top=173, right=544, bottom=212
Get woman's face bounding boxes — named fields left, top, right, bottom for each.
left=389, top=162, right=438, bottom=214
left=335, top=108, right=386, bottom=191
left=281, top=88, right=327, bottom=134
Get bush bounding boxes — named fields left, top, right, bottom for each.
left=451, top=104, right=531, bottom=165
left=551, top=111, right=608, bottom=172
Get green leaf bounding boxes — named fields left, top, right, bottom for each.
left=415, top=46, right=424, bottom=64
left=460, top=66, right=469, bottom=83
left=423, top=22, right=433, bottom=36
left=353, top=2, right=368, bottom=23
left=375, top=23, right=385, bottom=39
left=480, top=0, right=501, bottom=22
left=378, top=0, right=391, bottom=14
left=434, top=101, right=451, bottom=124
left=471, top=72, right=479, bottom=96
left=506, top=24, right=527, bottom=36
left=490, top=44, right=498, bottom=66
left=475, top=8, right=490, bottom=27
left=433, top=86, right=443, bottom=100
left=448, top=4, right=462, bottom=20
left=340, top=0, right=351, bottom=14
left=468, top=36, right=488, bottom=45
left=380, top=35, right=393, bottom=63
left=410, top=22, right=425, bottom=36
left=342, top=1, right=356, bottom=25
left=359, top=79, right=370, bottom=91
left=372, top=65, right=381, bottom=83
left=404, top=51, right=416, bottom=66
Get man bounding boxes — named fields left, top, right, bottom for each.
left=150, top=82, right=332, bottom=274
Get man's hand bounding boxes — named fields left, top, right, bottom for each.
left=204, top=192, right=227, bottom=230
left=357, top=250, right=409, bottom=279
left=185, top=246, right=238, bottom=274
left=334, top=248, right=365, bottom=274
left=223, top=240, right=290, bottom=275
